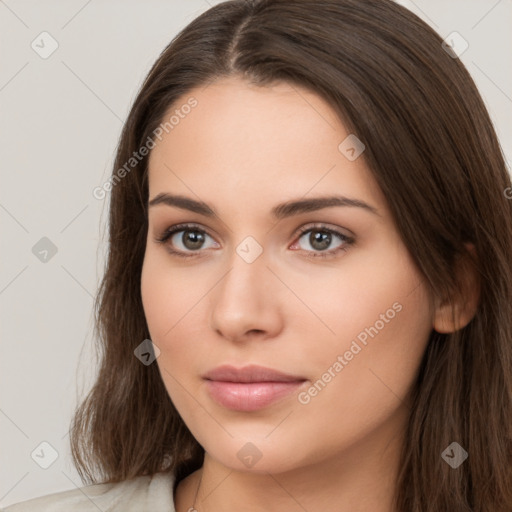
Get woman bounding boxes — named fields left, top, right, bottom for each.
left=4, top=0, right=511, bottom=510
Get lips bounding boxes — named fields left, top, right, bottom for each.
left=202, top=364, right=306, bottom=383
left=202, top=364, right=307, bottom=412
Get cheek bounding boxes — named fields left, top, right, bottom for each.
left=277, top=237, right=432, bottom=357
left=283, top=256, right=432, bottom=459
left=140, top=248, right=215, bottom=384
left=294, top=244, right=433, bottom=423
left=141, top=256, right=219, bottom=454
left=141, top=248, right=205, bottom=339
left=140, top=252, right=204, bottom=415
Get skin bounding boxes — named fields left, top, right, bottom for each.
left=140, top=76, right=478, bottom=512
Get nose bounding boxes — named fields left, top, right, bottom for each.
left=209, top=246, right=283, bottom=343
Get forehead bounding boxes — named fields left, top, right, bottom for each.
left=147, top=76, right=387, bottom=215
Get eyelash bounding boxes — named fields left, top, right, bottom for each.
left=154, top=222, right=354, bottom=260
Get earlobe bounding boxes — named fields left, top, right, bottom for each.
left=433, top=243, right=480, bottom=334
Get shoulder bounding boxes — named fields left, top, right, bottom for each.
left=0, top=471, right=176, bottom=512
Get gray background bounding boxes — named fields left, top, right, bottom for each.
left=1, top=0, right=511, bottom=507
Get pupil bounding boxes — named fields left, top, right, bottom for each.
left=310, top=231, right=331, bottom=251
left=183, top=230, right=204, bottom=250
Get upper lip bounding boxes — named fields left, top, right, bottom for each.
left=202, top=364, right=306, bottom=383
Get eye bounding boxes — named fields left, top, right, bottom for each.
left=290, top=224, right=354, bottom=259
left=154, top=223, right=218, bottom=258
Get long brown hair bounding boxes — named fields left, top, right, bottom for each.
left=70, top=0, right=512, bottom=509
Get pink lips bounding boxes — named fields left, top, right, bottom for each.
left=202, top=364, right=307, bottom=412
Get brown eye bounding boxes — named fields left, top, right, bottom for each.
left=306, top=230, right=333, bottom=251
left=290, top=225, right=354, bottom=259
left=155, top=223, right=219, bottom=258
left=179, top=230, right=206, bottom=250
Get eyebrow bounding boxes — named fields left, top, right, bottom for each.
left=148, top=193, right=380, bottom=219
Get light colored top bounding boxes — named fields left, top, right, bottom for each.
left=0, top=471, right=177, bottom=512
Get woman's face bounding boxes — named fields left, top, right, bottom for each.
left=141, top=76, right=434, bottom=473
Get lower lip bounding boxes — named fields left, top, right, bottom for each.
left=204, top=380, right=306, bottom=411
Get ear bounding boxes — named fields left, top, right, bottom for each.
left=433, top=243, right=481, bottom=334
